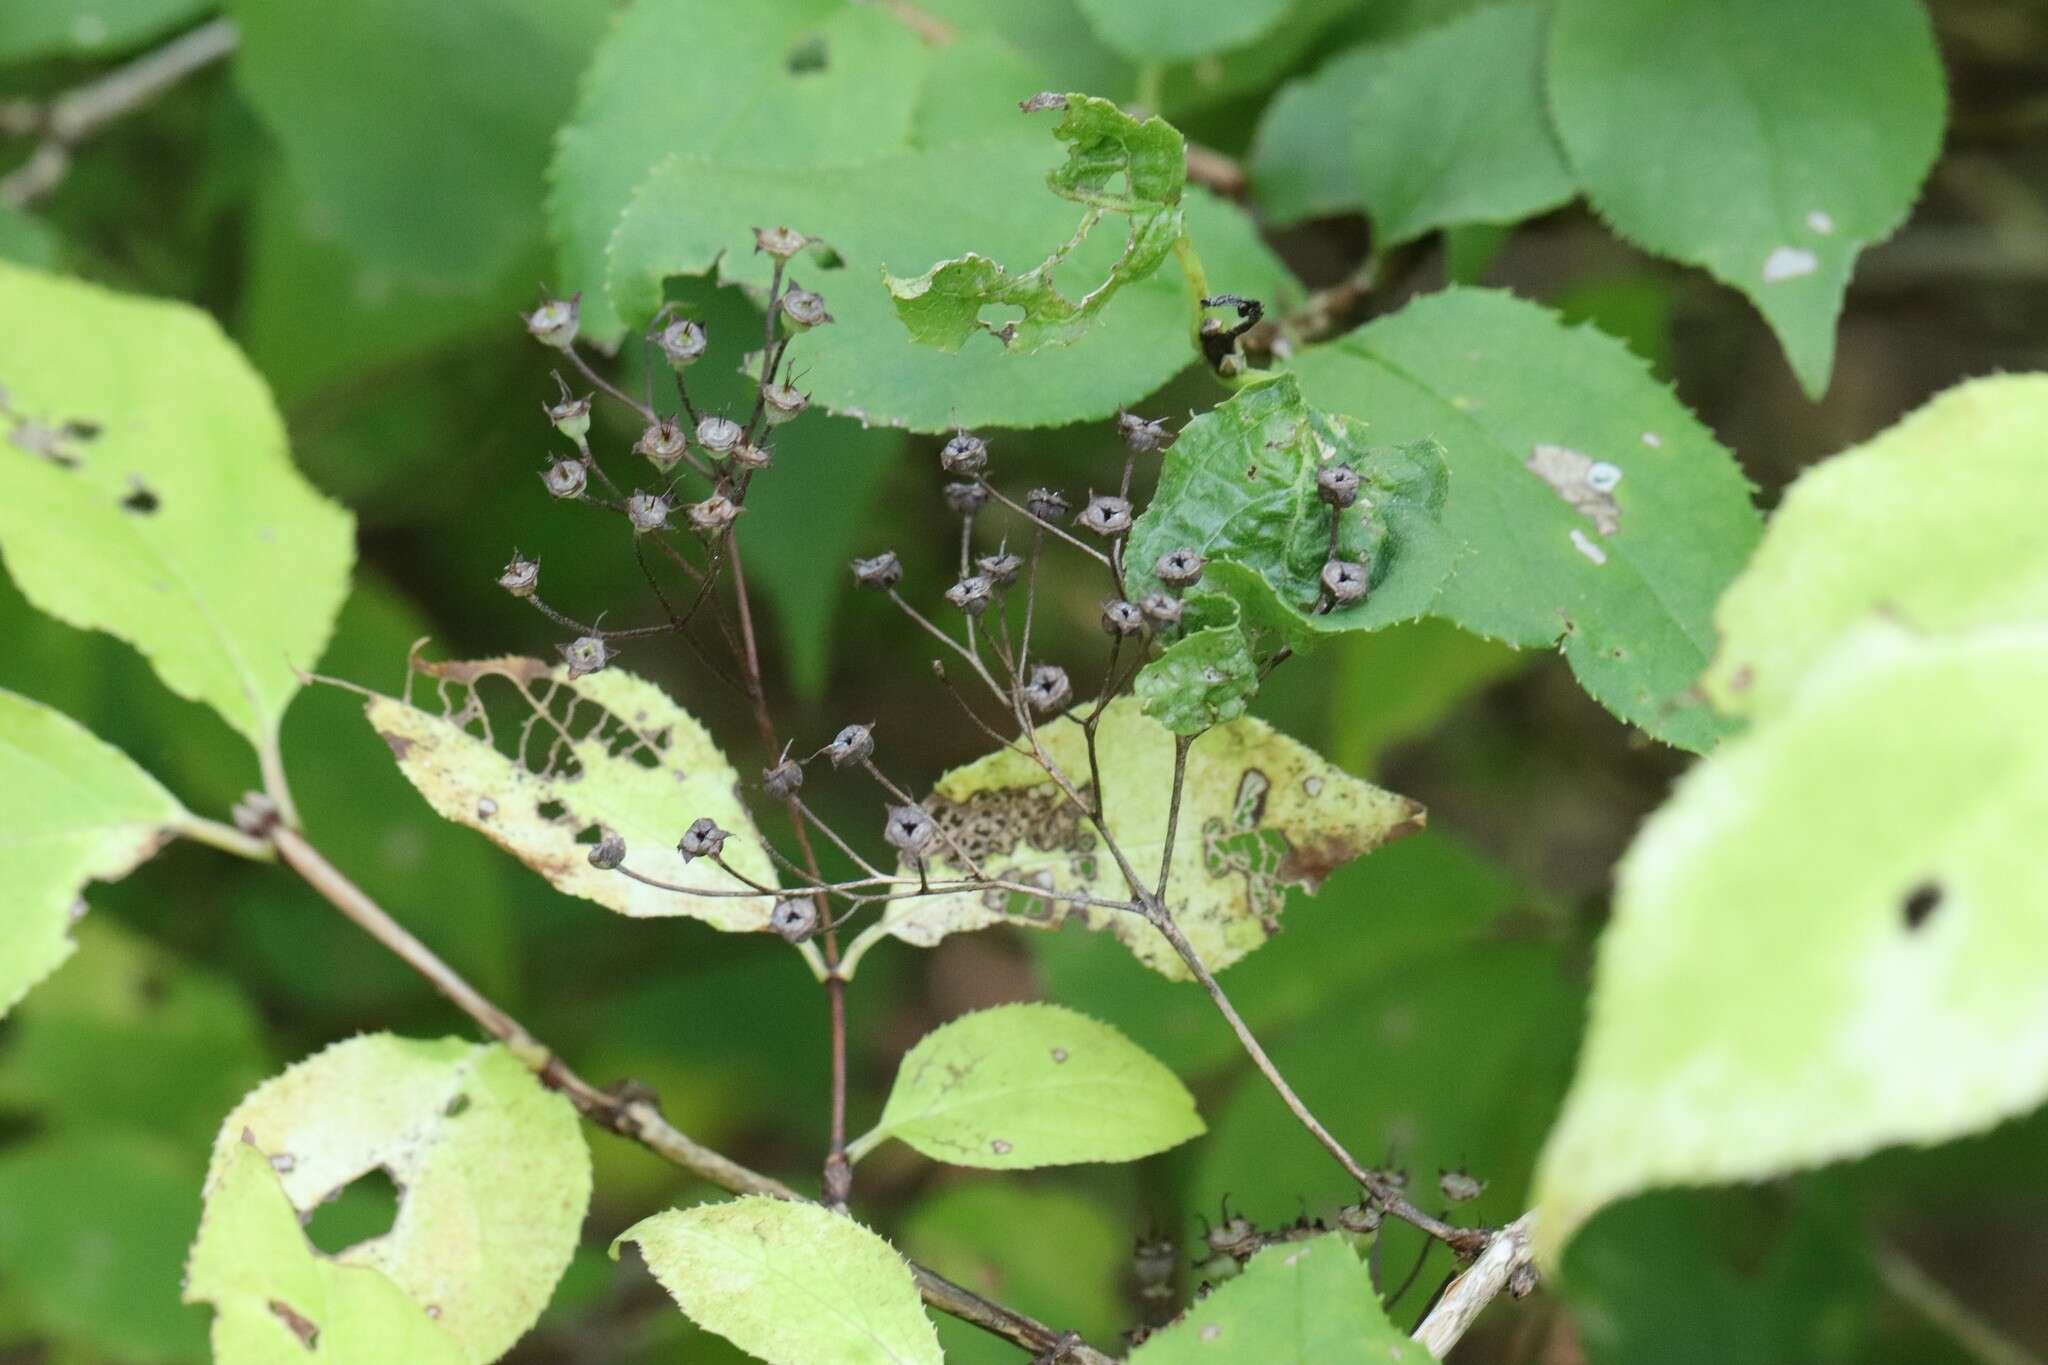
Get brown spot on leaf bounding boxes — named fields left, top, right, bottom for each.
left=1903, top=882, right=1943, bottom=931
left=1525, top=443, right=1621, bottom=535
left=267, top=1299, right=319, bottom=1350
left=379, top=731, right=413, bottom=760
left=1051, top=1047, right=1069, bottom=1064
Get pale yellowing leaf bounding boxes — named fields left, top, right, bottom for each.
left=0, top=688, right=186, bottom=1019
left=186, top=1142, right=467, bottom=1365
left=1704, top=373, right=2048, bottom=718
left=1534, top=624, right=2048, bottom=1262
left=362, top=655, right=777, bottom=928
left=205, top=1034, right=591, bottom=1362
left=848, top=698, right=1422, bottom=980
left=852, top=1003, right=1203, bottom=1168
left=614, top=1196, right=942, bottom=1365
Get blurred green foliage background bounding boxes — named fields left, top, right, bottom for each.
left=4, top=0, right=2048, bottom=1361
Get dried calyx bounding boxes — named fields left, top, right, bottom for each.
left=939, top=431, right=988, bottom=476
left=1026, top=487, right=1071, bottom=522
left=823, top=723, right=875, bottom=768
left=762, top=753, right=804, bottom=799
left=636, top=418, right=687, bottom=470
left=656, top=317, right=707, bottom=369
left=587, top=828, right=626, bottom=869
left=626, top=491, right=673, bottom=534
left=686, top=494, right=741, bottom=534
left=945, top=574, right=995, bottom=616
left=560, top=635, right=612, bottom=677
left=975, top=547, right=1023, bottom=587
left=779, top=286, right=832, bottom=330
left=884, top=804, right=937, bottom=855
left=771, top=897, right=820, bottom=943
left=761, top=382, right=808, bottom=425
left=696, top=414, right=743, bottom=455
left=1138, top=592, right=1183, bottom=628
left=943, top=481, right=989, bottom=515
left=1101, top=598, right=1144, bottom=635
left=1316, top=462, right=1361, bottom=508
left=524, top=292, right=580, bottom=349
left=1116, top=410, right=1172, bottom=453
left=851, top=551, right=902, bottom=590
left=754, top=225, right=809, bottom=259
left=1077, top=493, right=1132, bottom=536
left=1023, top=663, right=1072, bottom=712
left=542, top=459, right=588, bottom=499
left=1154, top=546, right=1205, bottom=587
left=545, top=384, right=592, bottom=440
left=1321, top=558, right=1369, bottom=605
left=677, top=817, right=730, bottom=862
left=498, top=553, right=540, bottom=598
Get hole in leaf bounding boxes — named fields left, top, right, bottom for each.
left=1902, top=882, right=1943, bottom=932
left=444, top=1092, right=471, bottom=1118
left=784, top=33, right=827, bottom=74
left=120, top=481, right=160, bottom=514
left=63, top=419, right=102, bottom=442
left=536, top=799, right=568, bottom=821
left=573, top=823, right=603, bottom=845
left=303, top=1167, right=401, bottom=1255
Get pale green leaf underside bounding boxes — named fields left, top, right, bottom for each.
left=848, top=697, right=1423, bottom=979
left=363, top=656, right=779, bottom=928
left=0, top=688, right=184, bottom=1020
left=1534, top=625, right=2048, bottom=1261
left=205, top=1034, right=591, bottom=1362
left=187, top=1142, right=467, bottom=1365
left=1289, top=287, right=1761, bottom=751
left=1350, top=1, right=1574, bottom=246
left=615, top=1196, right=942, bottom=1365
left=1547, top=0, right=1944, bottom=396
left=0, top=262, right=355, bottom=751
left=861, top=1003, right=1203, bottom=1168
left=1073, top=0, right=1293, bottom=63
left=1130, top=1234, right=1433, bottom=1363
left=1705, top=373, right=2048, bottom=718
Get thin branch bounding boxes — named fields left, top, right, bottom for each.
left=1411, top=1212, right=1536, bottom=1358
left=1874, top=1241, right=2045, bottom=1365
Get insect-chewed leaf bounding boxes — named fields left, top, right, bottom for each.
left=1533, top=624, right=2048, bottom=1263
left=201, top=1033, right=590, bottom=1362
left=613, top=1196, right=942, bottom=1365
left=186, top=1142, right=468, bottom=1365
left=1130, top=1234, right=1433, bottom=1362
left=1704, top=373, right=2048, bottom=719
left=853, top=1003, right=1203, bottom=1168
left=845, top=698, right=1422, bottom=980
left=0, top=688, right=188, bottom=1020
left=361, top=655, right=778, bottom=928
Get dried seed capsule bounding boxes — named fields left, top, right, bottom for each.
left=1022, top=663, right=1072, bottom=713
left=656, top=317, right=707, bottom=370
left=497, top=553, right=540, bottom=598
left=824, top=723, right=875, bottom=768
left=1438, top=1169, right=1487, bottom=1204
left=1138, top=591, right=1183, bottom=628
left=851, top=551, right=902, bottom=591
left=1101, top=598, right=1144, bottom=635
left=1116, top=410, right=1172, bottom=453
left=545, top=393, right=592, bottom=440
left=945, top=574, right=995, bottom=616
left=771, top=896, right=819, bottom=943
left=560, top=635, right=612, bottom=677
left=1133, top=1237, right=1177, bottom=1294
left=686, top=494, right=742, bottom=535
left=779, top=287, right=832, bottom=330
left=1154, top=546, right=1204, bottom=587
left=1321, top=558, right=1369, bottom=604
left=586, top=828, right=626, bottom=869
left=695, top=414, right=744, bottom=455
left=635, top=418, right=687, bottom=471
left=975, top=549, right=1023, bottom=587
left=1077, top=493, right=1133, bottom=536
left=728, top=441, right=772, bottom=470
left=939, top=432, right=988, bottom=475
left=943, top=481, right=988, bottom=516
left=883, top=804, right=937, bottom=856
left=677, top=817, right=730, bottom=863
left=761, top=382, right=808, bottom=425
left=541, top=458, right=588, bottom=500
left=754, top=225, right=809, bottom=259
left=1316, top=463, right=1361, bottom=508
left=524, top=293, right=579, bottom=349
left=1205, top=1215, right=1258, bottom=1260
left=626, top=490, right=673, bottom=533
left=1025, top=487, right=1071, bottom=522
left=1335, top=1201, right=1382, bottom=1236
left=1508, top=1263, right=1541, bottom=1299
left=762, top=755, right=804, bottom=799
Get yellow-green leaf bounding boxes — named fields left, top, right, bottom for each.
left=361, top=656, right=778, bottom=929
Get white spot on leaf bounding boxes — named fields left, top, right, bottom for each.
left=1641, top=431, right=1663, bottom=449
left=1806, top=209, right=1835, bottom=235
left=1587, top=461, right=1623, bottom=493
left=1762, top=246, right=1819, bottom=283
left=1571, top=529, right=1608, bottom=566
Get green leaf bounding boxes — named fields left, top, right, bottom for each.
left=1348, top=1, right=1574, bottom=246
left=0, top=206, right=60, bottom=267
left=846, top=697, right=1423, bottom=979
left=853, top=1003, right=1203, bottom=1167
left=548, top=0, right=931, bottom=347
left=1704, top=374, right=2048, bottom=719
left=0, top=687, right=187, bottom=1019
left=887, top=93, right=1185, bottom=354
left=205, top=1034, right=591, bottom=1361
left=0, top=0, right=209, bottom=61
left=188, top=1142, right=466, bottom=1365
left=1073, top=0, right=1293, bottom=62
left=1130, top=1234, right=1433, bottom=1363
left=1326, top=620, right=1524, bottom=775
left=0, top=262, right=355, bottom=757
left=361, top=656, right=780, bottom=929
left=614, top=1196, right=942, bottom=1365
left=224, top=0, right=607, bottom=287
left=1546, top=0, right=1945, bottom=396
left=1136, top=603, right=1260, bottom=735
left=1289, top=287, right=1761, bottom=751
left=1532, top=623, right=2048, bottom=1262
left=1125, top=373, right=1459, bottom=639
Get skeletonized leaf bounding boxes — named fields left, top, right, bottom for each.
left=846, top=697, right=1422, bottom=980
left=1130, top=1234, right=1433, bottom=1363
left=854, top=1003, right=1203, bottom=1168
left=1533, top=624, right=2048, bottom=1261
left=0, top=262, right=355, bottom=755
left=361, top=655, right=778, bottom=928
left=187, top=1142, right=467, bottom=1365
left=1547, top=0, right=1944, bottom=396
left=205, top=1034, right=591, bottom=1361
left=1290, top=288, right=1760, bottom=751
left=1705, top=373, right=2048, bottom=718
left=0, top=688, right=187, bottom=1019
left=614, top=1197, right=942, bottom=1365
